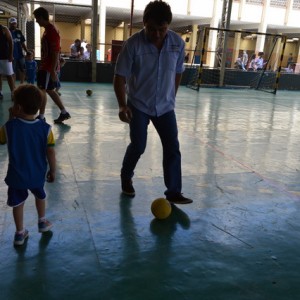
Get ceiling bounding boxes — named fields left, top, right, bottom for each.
left=0, top=0, right=299, bottom=37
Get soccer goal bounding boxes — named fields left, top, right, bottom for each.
left=186, top=27, right=287, bottom=94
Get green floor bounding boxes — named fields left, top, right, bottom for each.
left=1, top=83, right=300, bottom=299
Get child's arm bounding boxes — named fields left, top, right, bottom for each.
left=46, top=129, right=56, bottom=182
left=46, top=146, right=56, bottom=182
left=0, top=126, right=6, bottom=145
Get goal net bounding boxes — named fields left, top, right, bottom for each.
left=186, top=27, right=287, bottom=94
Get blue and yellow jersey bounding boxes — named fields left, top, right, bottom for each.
left=0, top=118, right=55, bottom=189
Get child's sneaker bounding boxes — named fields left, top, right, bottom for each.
left=14, top=229, right=29, bottom=246
left=38, top=219, right=53, bottom=233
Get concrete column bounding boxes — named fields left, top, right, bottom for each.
left=232, top=32, right=241, bottom=68
left=123, top=23, right=128, bottom=41
left=190, top=24, right=198, bottom=61
left=81, top=19, right=85, bottom=41
left=256, top=0, right=270, bottom=53
left=284, top=0, right=293, bottom=25
left=272, top=35, right=282, bottom=71
left=296, top=44, right=300, bottom=64
left=91, top=0, right=98, bottom=82
left=238, top=0, right=246, bottom=20
left=207, top=0, right=221, bottom=67
left=34, top=4, right=41, bottom=59
left=98, top=0, right=106, bottom=62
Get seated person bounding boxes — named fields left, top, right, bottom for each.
left=83, top=44, right=92, bottom=60
left=78, top=47, right=85, bottom=60
left=70, top=39, right=81, bottom=58
left=234, top=57, right=243, bottom=69
left=283, top=63, right=295, bottom=73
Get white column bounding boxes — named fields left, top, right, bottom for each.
left=34, top=4, right=41, bottom=59
left=232, top=32, right=241, bottom=68
left=98, top=0, right=106, bottom=62
left=207, top=0, right=222, bottom=67
left=256, top=0, right=270, bottom=53
left=190, top=24, right=198, bottom=59
left=123, top=23, right=128, bottom=41
left=296, top=44, right=300, bottom=64
left=81, top=19, right=85, bottom=41
left=238, top=0, right=246, bottom=20
left=284, top=0, right=293, bottom=25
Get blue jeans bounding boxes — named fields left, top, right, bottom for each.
left=121, top=103, right=182, bottom=197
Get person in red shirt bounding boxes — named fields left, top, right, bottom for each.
left=33, top=7, right=71, bottom=123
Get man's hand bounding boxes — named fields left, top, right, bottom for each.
left=118, top=106, right=132, bottom=123
left=50, top=70, right=58, bottom=82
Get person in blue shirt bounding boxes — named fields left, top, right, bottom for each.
left=25, top=51, right=37, bottom=84
left=0, top=85, right=56, bottom=246
left=113, top=0, right=193, bottom=205
left=9, top=17, right=28, bottom=84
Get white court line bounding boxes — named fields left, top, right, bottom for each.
left=74, top=91, right=100, bottom=112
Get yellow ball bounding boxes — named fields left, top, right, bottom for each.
left=86, top=89, right=93, bottom=96
left=151, top=198, right=172, bottom=220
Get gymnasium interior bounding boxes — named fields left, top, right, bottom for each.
left=1, top=1, right=300, bottom=299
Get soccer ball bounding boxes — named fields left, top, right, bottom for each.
left=86, top=89, right=93, bottom=96
left=151, top=198, right=172, bottom=219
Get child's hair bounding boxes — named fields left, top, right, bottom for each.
left=13, top=85, right=43, bottom=115
left=26, top=50, right=33, bottom=57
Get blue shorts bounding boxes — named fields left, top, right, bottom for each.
left=37, top=70, right=56, bottom=90
left=7, top=187, right=46, bottom=207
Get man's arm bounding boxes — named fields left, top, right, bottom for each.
left=50, top=50, right=59, bottom=81
left=0, top=126, right=7, bottom=145
left=175, top=73, right=182, bottom=95
left=113, top=74, right=132, bottom=123
left=21, top=42, right=28, bottom=53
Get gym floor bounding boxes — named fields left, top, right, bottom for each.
left=0, top=83, right=300, bottom=300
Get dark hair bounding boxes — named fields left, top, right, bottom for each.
left=33, top=7, right=49, bottom=21
left=143, top=0, right=172, bottom=25
left=13, top=85, right=43, bottom=115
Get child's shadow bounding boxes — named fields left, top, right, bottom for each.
left=39, top=231, right=53, bottom=251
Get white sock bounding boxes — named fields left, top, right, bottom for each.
left=39, top=217, right=46, bottom=223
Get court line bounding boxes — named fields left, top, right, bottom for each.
left=204, top=141, right=300, bottom=201
left=74, top=91, right=100, bottom=112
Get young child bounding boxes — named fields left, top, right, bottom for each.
left=25, top=51, right=37, bottom=84
left=0, top=85, right=56, bottom=246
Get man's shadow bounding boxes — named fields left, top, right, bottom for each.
left=150, top=203, right=191, bottom=236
